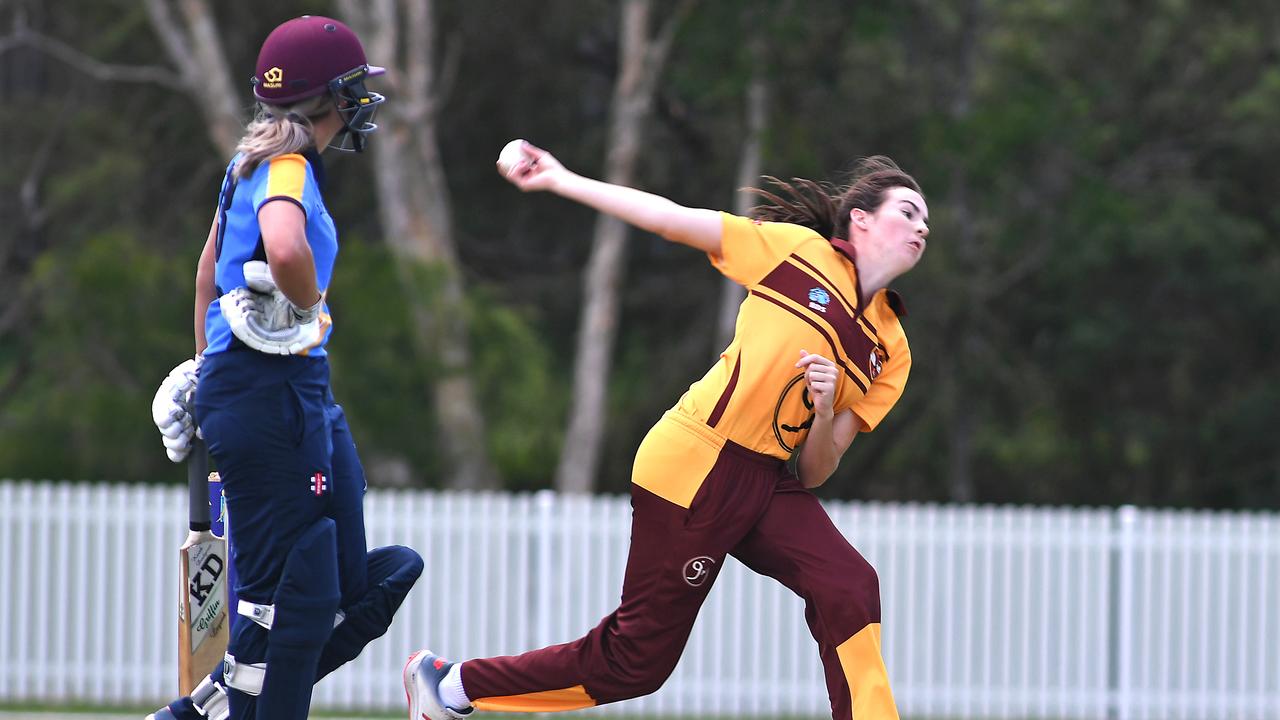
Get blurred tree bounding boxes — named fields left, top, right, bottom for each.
left=337, top=0, right=498, bottom=490
left=0, top=0, right=1276, bottom=508
left=0, top=0, right=223, bottom=482
left=142, top=0, right=242, bottom=154
left=714, top=10, right=768, bottom=351
left=555, top=0, right=696, bottom=494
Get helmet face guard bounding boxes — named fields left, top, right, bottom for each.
left=328, top=65, right=385, bottom=153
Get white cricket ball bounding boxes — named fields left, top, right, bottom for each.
left=496, top=139, right=526, bottom=175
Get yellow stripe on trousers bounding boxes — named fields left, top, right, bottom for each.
left=472, top=685, right=596, bottom=713
left=836, top=623, right=899, bottom=720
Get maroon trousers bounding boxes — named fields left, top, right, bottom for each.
left=462, top=439, right=897, bottom=720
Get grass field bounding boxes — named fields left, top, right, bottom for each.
left=0, top=704, right=402, bottom=719
left=0, top=706, right=840, bottom=720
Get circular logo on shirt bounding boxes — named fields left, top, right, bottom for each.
left=771, top=373, right=815, bottom=454
left=868, top=347, right=886, bottom=380
left=683, top=556, right=716, bottom=587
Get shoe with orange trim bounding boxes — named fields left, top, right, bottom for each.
left=404, top=649, right=473, bottom=720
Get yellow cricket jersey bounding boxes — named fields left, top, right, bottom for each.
left=672, top=212, right=911, bottom=460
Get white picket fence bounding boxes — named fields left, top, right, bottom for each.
left=0, top=480, right=1276, bottom=719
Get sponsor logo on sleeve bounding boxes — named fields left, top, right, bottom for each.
left=869, top=346, right=887, bottom=380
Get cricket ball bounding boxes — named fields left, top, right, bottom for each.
left=496, top=139, right=527, bottom=175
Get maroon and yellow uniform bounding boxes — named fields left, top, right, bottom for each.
left=637, top=212, right=909, bottom=507
left=462, top=214, right=910, bottom=720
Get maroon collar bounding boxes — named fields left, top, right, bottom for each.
left=885, top=289, right=908, bottom=318
left=828, top=237, right=857, bottom=264
left=828, top=237, right=908, bottom=318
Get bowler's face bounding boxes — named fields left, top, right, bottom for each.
left=866, top=186, right=929, bottom=274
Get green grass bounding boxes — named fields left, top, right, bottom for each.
left=0, top=702, right=402, bottom=719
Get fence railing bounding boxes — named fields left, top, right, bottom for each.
left=0, top=480, right=1275, bottom=718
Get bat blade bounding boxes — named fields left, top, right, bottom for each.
left=178, top=529, right=229, bottom=695
left=178, top=443, right=230, bottom=696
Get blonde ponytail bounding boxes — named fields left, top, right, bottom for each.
left=233, top=94, right=330, bottom=179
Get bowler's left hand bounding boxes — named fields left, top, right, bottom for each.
left=796, top=349, right=838, bottom=417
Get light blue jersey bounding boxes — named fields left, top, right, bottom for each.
left=204, top=149, right=337, bottom=356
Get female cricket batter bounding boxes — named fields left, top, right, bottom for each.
left=148, top=16, right=421, bottom=720
left=405, top=141, right=928, bottom=720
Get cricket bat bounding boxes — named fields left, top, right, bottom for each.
left=177, top=440, right=230, bottom=695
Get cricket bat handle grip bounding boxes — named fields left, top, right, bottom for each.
left=187, top=439, right=211, bottom=532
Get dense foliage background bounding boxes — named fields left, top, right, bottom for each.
left=1, top=0, right=1277, bottom=508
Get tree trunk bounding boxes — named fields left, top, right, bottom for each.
left=554, top=0, right=695, bottom=494
left=142, top=0, right=495, bottom=489
left=340, top=0, right=497, bottom=490
left=715, top=38, right=767, bottom=351
left=143, top=0, right=242, bottom=154
left=938, top=0, right=982, bottom=503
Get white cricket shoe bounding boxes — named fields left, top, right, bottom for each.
left=405, top=649, right=473, bottom=720
left=144, top=675, right=228, bottom=720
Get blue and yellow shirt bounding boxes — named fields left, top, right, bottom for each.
left=204, top=149, right=337, bottom=357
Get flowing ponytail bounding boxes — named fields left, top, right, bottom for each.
left=233, top=94, right=331, bottom=179
left=747, top=156, right=922, bottom=240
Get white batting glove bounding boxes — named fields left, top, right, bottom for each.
left=242, top=259, right=278, bottom=294
left=152, top=355, right=202, bottom=463
left=220, top=260, right=326, bottom=355
left=161, top=426, right=197, bottom=463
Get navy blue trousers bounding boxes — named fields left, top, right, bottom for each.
left=192, top=352, right=421, bottom=719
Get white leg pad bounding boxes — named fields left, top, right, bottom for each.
left=239, top=599, right=344, bottom=631
left=223, top=652, right=266, bottom=696
left=191, top=673, right=230, bottom=720
left=238, top=599, right=275, bottom=630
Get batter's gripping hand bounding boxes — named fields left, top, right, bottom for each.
left=219, top=260, right=325, bottom=355
left=152, top=355, right=202, bottom=463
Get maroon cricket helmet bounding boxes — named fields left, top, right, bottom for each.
left=250, top=15, right=387, bottom=152
left=251, top=15, right=385, bottom=105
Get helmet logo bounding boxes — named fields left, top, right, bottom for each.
left=262, top=67, right=284, bottom=88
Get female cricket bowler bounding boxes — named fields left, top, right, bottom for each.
left=405, top=141, right=928, bottom=720
left=148, top=16, right=422, bottom=720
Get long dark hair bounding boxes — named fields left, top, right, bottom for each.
left=747, top=156, right=922, bottom=240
